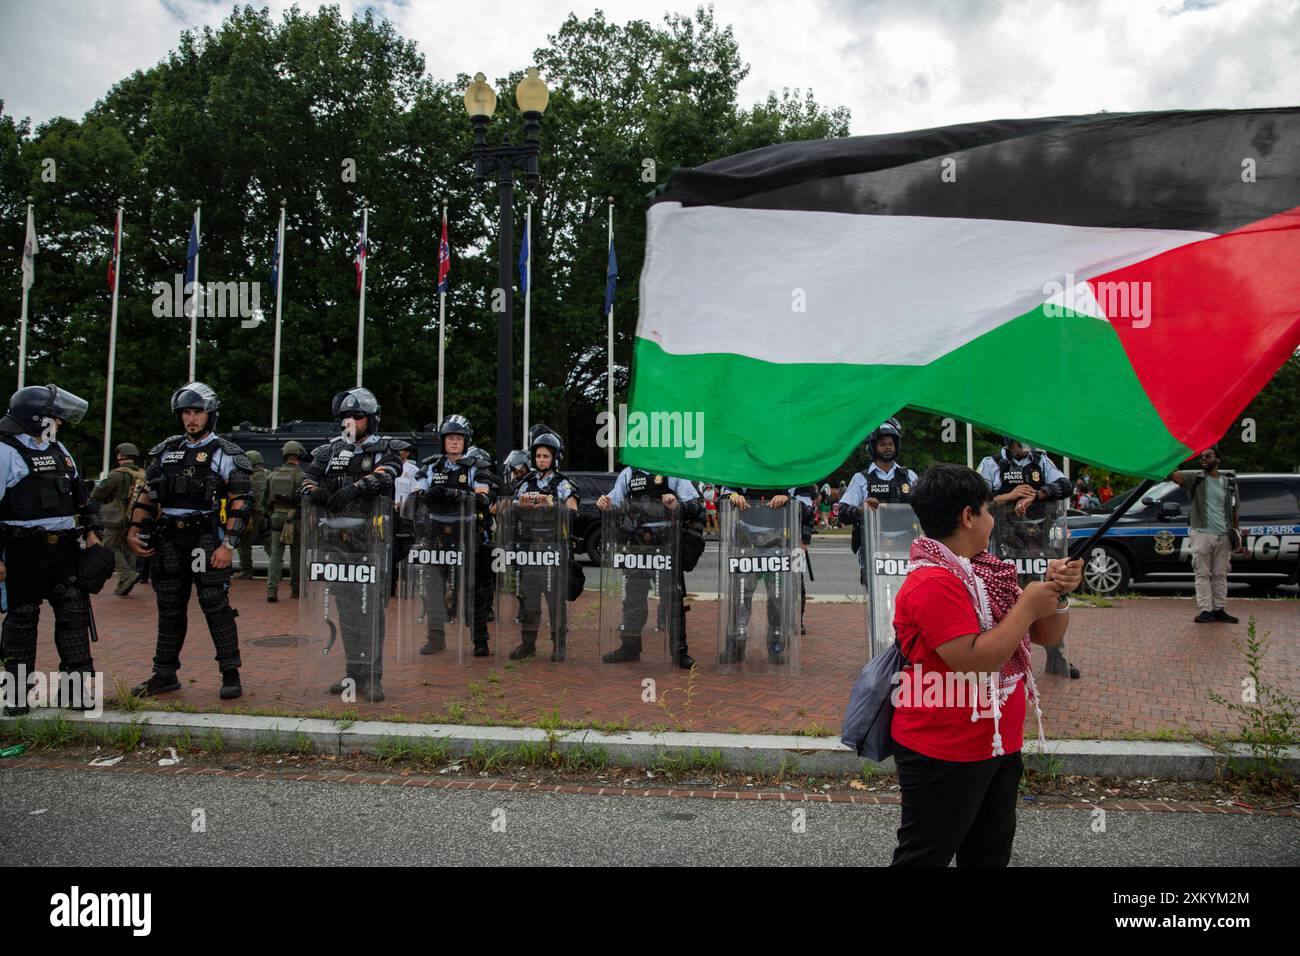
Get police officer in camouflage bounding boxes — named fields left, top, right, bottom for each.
left=127, top=383, right=253, bottom=700
left=266, top=441, right=306, bottom=602
left=236, top=450, right=269, bottom=580
left=91, top=442, right=146, bottom=596
left=300, top=388, right=404, bottom=700
left=0, top=385, right=104, bottom=715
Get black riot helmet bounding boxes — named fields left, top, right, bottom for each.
left=170, top=381, right=220, bottom=435
left=503, top=449, right=529, bottom=477
left=1, top=384, right=90, bottom=437
left=331, top=387, right=381, bottom=427
left=866, top=417, right=902, bottom=462
left=438, top=414, right=473, bottom=454
left=530, top=431, right=563, bottom=471
left=463, top=445, right=493, bottom=471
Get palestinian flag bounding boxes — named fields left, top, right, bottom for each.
left=625, top=108, right=1300, bottom=485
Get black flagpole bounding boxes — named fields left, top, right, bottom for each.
left=1067, top=478, right=1156, bottom=562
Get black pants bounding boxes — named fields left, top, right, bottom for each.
left=891, top=742, right=1023, bottom=867
left=618, top=567, right=688, bottom=656
left=1, top=534, right=93, bottom=687
left=473, top=538, right=492, bottom=643
left=149, top=526, right=241, bottom=679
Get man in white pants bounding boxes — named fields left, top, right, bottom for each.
left=1170, top=447, right=1240, bottom=624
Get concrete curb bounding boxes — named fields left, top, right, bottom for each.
left=3, top=709, right=1296, bottom=780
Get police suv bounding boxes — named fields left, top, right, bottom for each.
left=1068, top=473, right=1300, bottom=596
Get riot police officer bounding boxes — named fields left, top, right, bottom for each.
left=410, top=414, right=490, bottom=656
left=266, top=440, right=305, bottom=602
left=91, top=441, right=145, bottom=596
left=978, top=436, right=1078, bottom=678
left=510, top=431, right=579, bottom=661
left=236, top=450, right=268, bottom=579
left=300, top=387, right=404, bottom=701
left=718, top=485, right=812, bottom=664
left=839, top=417, right=918, bottom=586
left=597, top=467, right=700, bottom=668
left=127, top=382, right=252, bottom=700
left=463, top=444, right=500, bottom=655
left=0, top=385, right=105, bottom=715
left=502, top=450, right=530, bottom=491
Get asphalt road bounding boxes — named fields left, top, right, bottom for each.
left=2, top=768, right=1296, bottom=867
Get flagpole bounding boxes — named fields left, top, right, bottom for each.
left=102, top=199, right=124, bottom=478
left=521, top=199, right=532, bottom=448
left=606, top=197, right=615, bottom=473
left=188, top=201, right=201, bottom=381
left=437, top=199, right=447, bottom=426
left=17, top=195, right=33, bottom=390
left=356, top=203, right=368, bottom=387
left=271, top=199, right=286, bottom=429
left=965, top=422, right=974, bottom=469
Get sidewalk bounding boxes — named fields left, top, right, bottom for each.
left=31, top=581, right=1300, bottom=738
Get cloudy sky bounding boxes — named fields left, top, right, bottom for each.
left=2, top=0, right=1297, bottom=134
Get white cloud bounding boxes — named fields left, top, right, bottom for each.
left=1, top=0, right=1296, bottom=134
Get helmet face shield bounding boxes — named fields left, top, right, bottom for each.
left=47, top=386, right=89, bottom=425
left=332, top=388, right=380, bottom=421
left=170, top=381, right=219, bottom=413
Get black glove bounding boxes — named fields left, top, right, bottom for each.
left=77, top=544, right=118, bottom=595
left=327, top=483, right=363, bottom=513
left=839, top=503, right=860, bottom=523
left=302, top=483, right=331, bottom=507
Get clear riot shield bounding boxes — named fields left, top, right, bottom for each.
left=863, top=503, right=923, bottom=660
left=298, top=496, right=393, bottom=705
left=396, top=490, right=475, bottom=664
left=598, top=498, right=682, bottom=667
left=717, top=497, right=801, bottom=676
left=991, top=498, right=1070, bottom=587
left=991, top=498, right=1072, bottom=674
left=493, top=497, right=572, bottom=662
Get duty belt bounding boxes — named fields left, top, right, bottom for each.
left=3, top=526, right=81, bottom=545
left=158, top=514, right=217, bottom=536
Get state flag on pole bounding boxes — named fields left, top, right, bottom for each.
left=354, top=226, right=368, bottom=293
left=626, top=107, right=1300, bottom=486
left=107, top=214, right=120, bottom=293
left=184, top=214, right=199, bottom=285
left=603, top=237, right=617, bottom=316
left=437, top=217, right=450, bottom=293
left=21, top=206, right=38, bottom=291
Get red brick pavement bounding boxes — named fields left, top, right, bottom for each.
left=25, top=580, right=1300, bottom=738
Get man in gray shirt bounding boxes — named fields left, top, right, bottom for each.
left=1170, top=446, right=1240, bottom=624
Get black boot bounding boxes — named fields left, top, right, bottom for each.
left=1213, top=608, right=1239, bottom=624
left=420, top=630, right=446, bottom=655
left=767, top=629, right=786, bottom=665
left=365, top=676, right=385, bottom=702
left=130, top=673, right=181, bottom=698
left=550, top=633, right=567, bottom=663
left=1045, top=645, right=1070, bottom=676
left=603, top=634, right=642, bottom=663
left=510, top=635, right=538, bottom=660
left=220, top=668, right=242, bottom=700
left=720, top=636, right=746, bottom=664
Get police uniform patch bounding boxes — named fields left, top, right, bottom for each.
left=64, top=456, right=74, bottom=469
left=361, top=457, right=373, bottom=471
left=654, top=475, right=664, bottom=485
left=1031, top=470, right=1041, bottom=483
left=901, top=483, right=910, bottom=494
left=1154, top=530, right=1176, bottom=556
left=196, top=452, right=209, bottom=463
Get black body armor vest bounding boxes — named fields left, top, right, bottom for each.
left=862, top=465, right=911, bottom=502
left=997, top=453, right=1046, bottom=491
left=155, top=438, right=223, bottom=512
left=0, top=435, right=79, bottom=521
left=626, top=470, right=669, bottom=499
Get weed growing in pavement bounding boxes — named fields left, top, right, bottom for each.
left=1025, top=752, right=1066, bottom=786
left=649, top=747, right=725, bottom=777
left=1207, top=616, right=1298, bottom=780
left=655, top=662, right=700, bottom=731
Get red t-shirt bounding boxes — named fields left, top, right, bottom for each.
left=890, top=566, right=1026, bottom=762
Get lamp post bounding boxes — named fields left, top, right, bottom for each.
left=464, top=68, right=549, bottom=459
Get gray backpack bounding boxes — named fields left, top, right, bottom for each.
left=840, top=634, right=919, bottom=762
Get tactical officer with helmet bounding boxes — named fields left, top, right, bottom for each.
left=509, top=430, right=579, bottom=661
left=839, top=417, right=918, bottom=586
left=127, top=383, right=252, bottom=700
left=91, top=441, right=146, bottom=596
left=463, top=443, right=501, bottom=651
left=409, top=414, right=490, bottom=656
left=266, top=441, right=306, bottom=602
left=502, top=449, right=530, bottom=491
left=0, top=385, right=109, bottom=715
left=597, top=467, right=700, bottom=668
left=978, top=435, right=1078, bottom=678
left=299, top=387, right=404, bottom=701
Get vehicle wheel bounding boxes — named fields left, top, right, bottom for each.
left=585, top=527, right=603, bottom=565
left=1082, top=545, right=1131, bottom=597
